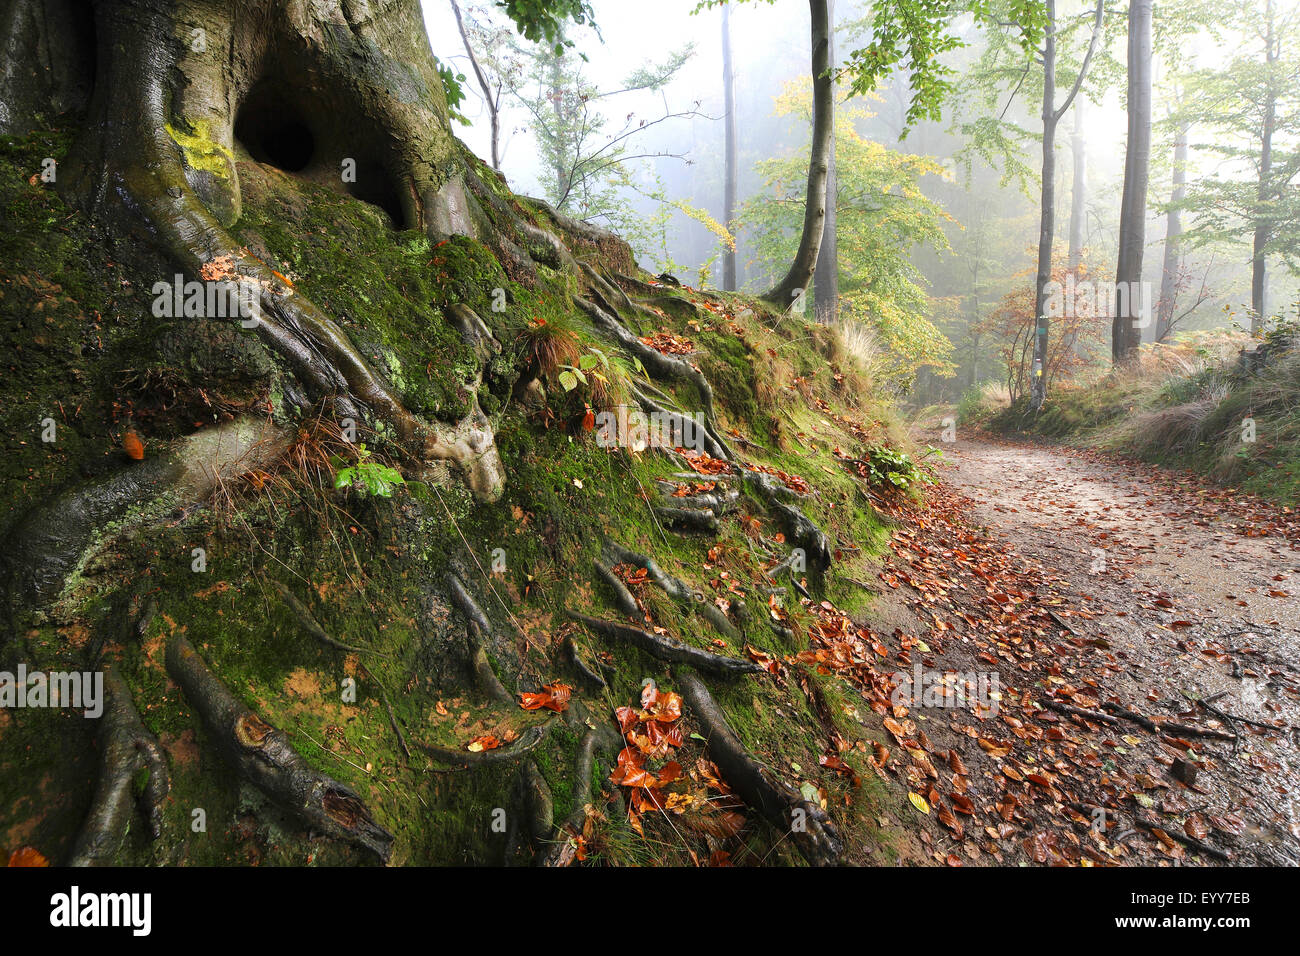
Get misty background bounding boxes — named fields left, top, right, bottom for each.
left=420, top=0, right=1300, bottom=400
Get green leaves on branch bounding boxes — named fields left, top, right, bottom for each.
left=742, top=82, right=956, bottom=389
left=435, top=58, right=473, bottom=127
left=496, top=0, right=597, bottom=52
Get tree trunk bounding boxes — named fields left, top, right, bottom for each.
left=1029, top=0, right=1102, bottom=412
left=1113, top=0, right=1152, bottom=362
left=450, top=0, right=501, bottom=171
left=1068, top=97, right=1086, bottom=274
left=813, top=0, right=838, bottom=324
left=763, top=0, right=832, bottom=311
left=721, top=1, right=739, bottom=292
left=1251, top=0, right=1278, bottom=332
left=1156, top=120, right=1189, bottom=342
left=1029, top=43, right=1058, bottom=413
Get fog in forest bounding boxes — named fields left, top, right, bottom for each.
left=424, top=0, right=1300, bottom=404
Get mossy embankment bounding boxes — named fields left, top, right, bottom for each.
left=2, top=118, right=922, bottom=866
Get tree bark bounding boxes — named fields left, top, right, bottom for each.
left=450, top=0, right=501, bottom=171
left=1156, top=120, right=1189, bottom=342
left=1113, top=0, right=1152, bottom=363
left=1068, top=97, right=1087, bottom=274
left=1251, top=0, right=1278, bottom=332
left=1029, top=0, right=1102, bottom=412
left=813, top=0, right=838, bottom=324
left=721, top=1, right=739, bottom=291
left=763, top=0, right=832, bottom=311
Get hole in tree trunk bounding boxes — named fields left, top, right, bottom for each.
left=234, top=79, right=407, bottom=229
left=234, top=83, right=316, bottom=173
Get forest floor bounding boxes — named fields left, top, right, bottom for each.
left=863, top=427, right=1300, bottom=866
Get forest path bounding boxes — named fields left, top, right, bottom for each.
left=867, top=431, right=1300, bottom=866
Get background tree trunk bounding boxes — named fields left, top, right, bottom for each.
left=451, top=0, right=502, bottom=170
left=1156, top=120, right=1189, bottom=343
left=1068, top=98, right=1087, bottom=274
left=763, top=0, right=832, bottom=310
left=813, top=0, right=838, bottom=324
left=1251, top=0, right=1278, bottom=332
left=721, top=1, right=739, bottom=291
left=1113, top=0, right=1152, bottom=362
left=1030, top=0, right=1102, bottom=412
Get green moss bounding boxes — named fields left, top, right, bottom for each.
left=165, top=121, right=236, bottom=179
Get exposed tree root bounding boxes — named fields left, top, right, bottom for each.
left=67, top=668, right=169, bottom=866
left=594, top=557, right=642, bottom=619
left=569, top=612, right=760, bottom=678
left=1101, top=701, right=1236, bottom=741
left=164, top=632, right=394, bottom=862
left=632, top=390, right=731, bottom=461
left=540, top=727, right=613, bottom=867
left=271, top=580, right=377, bottom=656
left=520, top=760, right=555, bottom=844
left=561, top=636, right=610, bottom=691
left=679, top=672, right=842, bottom=866
left=604, top=542, right=739, bottom=640
left=448, top=572, right=514, bottom=704
left=419, top=724, right=550, bottom=770
left=1042, top=698, right=1119, bottom=726
left=573, top=295, right=731, bottom=459
left=652, top=506, right=719, bottom=534
left=359, top=662, right=412, bottom=762
left=749, top=473, right=832, bottom=576
left=1069, top=801, right=1231, bottom=861
left=654, top=479, right=740, bottom=517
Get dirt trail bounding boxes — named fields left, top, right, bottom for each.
left=867, top=433, right=1300, bottom=866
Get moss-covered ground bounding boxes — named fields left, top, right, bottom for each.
left=1, top=118, right=926, bottom=866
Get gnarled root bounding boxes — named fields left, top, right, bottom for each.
left=561, top=636, right=610, bottom=691
left=419, top=724, right=549, bottom=770
left=67, top=667, right=169, bottom=866
left=679, top=672, right=841, bottom=866
left=749, top=473, right=832, bottom=577
left=654, top=479, right=740, bottom=517
left=164, top=632, right=394, bottom=862
left=569, top=612, right=760, bottom=678
left=604, top=542, right=739, bottom=640
left=540, top=725, right=619, bottom=867
left=653, top=506, right=720, bottom=534
left=447, top=572, right=513, bottom=704
left=573, top=296, right=732, bottom=459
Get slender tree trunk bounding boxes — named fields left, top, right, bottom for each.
left=548, top=51, right=569, bottom=207
left=763, top=0, right=832, bottom=310
left=1029, top=0, right=1102, bottom=412
left=814, top=0, right=838, bottom=323
left=1156, top=121, right=1189, bottom=342
left=721, top=2, right=739, bottom=292
left=1252, top=0, right=1277, bottom=332
left=450, top=0, right=501, bottom=171
left=1030, top=32, right=1058, bottom=412
left=1113, top=0, right=1152, bottom=362
left=1068, top=98, right=1086, bottom=274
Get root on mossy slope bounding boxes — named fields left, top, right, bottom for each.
left=165, top=632, right=394, bottom=862
left=67, top=667, right=169, bottom=866
left=680, top=671, right=842, bottom=867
